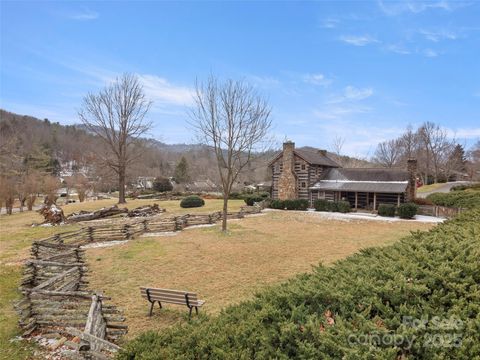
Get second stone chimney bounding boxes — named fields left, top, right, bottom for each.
left=406, top=159, right=417, bottom=202
left=278, top=141, right=297, bottom=200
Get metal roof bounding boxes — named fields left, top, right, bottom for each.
left=319, top=167, right=409, bottom=182
left=310, top=181, right=408, bottom=193
left=269, top=147, right=340, bottom=167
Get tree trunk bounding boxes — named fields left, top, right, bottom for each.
left=222, top=194, right=228, bottom=232
left=118, top=167, right=126, bottom=204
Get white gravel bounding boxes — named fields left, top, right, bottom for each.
left=263, top=208, right=445, bottom=223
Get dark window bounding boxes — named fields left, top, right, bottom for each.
left=301, top=182, right=306, bottom=188
left=301, top=164, right=306, bottom=170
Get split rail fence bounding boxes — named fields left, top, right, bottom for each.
left=15, top=205, right=262, bottom=359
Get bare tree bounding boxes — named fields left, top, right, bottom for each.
left=78, top=73, right=152, bottom=203
left=373, top=139, right=402, bottom=168
left=190, top=77, right=272, bottom=232
left=330, top=135, right=345, bottom=155
left=419, top=122, right=450, bottom=183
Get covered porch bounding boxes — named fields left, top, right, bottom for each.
left=310, top=180, right=408, bottom=211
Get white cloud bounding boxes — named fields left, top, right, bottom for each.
left=344, top=86, right=374, bottom=100
left=385, top=43, right=411, bottom=55
left=423, top=48, right=439, bottom=57
left=419, top=29, right=458, bottom=42
left=327, top=86, right=374, bottom=104
left=247, top=75, right=281, bottom=88
left=320, top=18, right=340, bottom=29
left=137, top=74, right=194, bottom=106
left=69, top=9, right=99, bottom=21
left=303, top=73, right=333, bottom=87
left=339, top=35, right=379, bottom=46
left=313, top=104, right=371, bottom=120
left=377, top=0, right=458, bottom=16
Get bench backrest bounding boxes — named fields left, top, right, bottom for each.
left=140, top=287, right=200, bottom=306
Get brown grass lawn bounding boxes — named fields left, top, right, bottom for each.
left=0, top=198, right=242, bottom=358
left=85, top=211, right=434, bottom=340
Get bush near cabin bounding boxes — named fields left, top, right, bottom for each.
left=426, top=191, right=480, bottom=209
left=180, top=195, right=205, bottom=208
left=119, top=208, right=480, bottom=359
left=378, top=204, right=396, bottom=217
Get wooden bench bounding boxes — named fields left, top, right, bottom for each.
left=140, top=287, right=205, bottom=319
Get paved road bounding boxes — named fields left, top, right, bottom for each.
left=417, top=181, right=472, bottom=198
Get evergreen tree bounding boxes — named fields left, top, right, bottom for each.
left=174, top=156, right=190, bottom=183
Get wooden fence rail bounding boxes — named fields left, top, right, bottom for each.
left=15, top=205, right=262, bottom=359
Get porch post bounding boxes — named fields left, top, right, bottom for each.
left=373, top=192, right=377, bottom=211
left=355, top=192, right=358, bottom=209
left=397, top=194, right=401, bottom=206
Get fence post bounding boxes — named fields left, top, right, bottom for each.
left=123, top=224, right=131, bottom=239
left=88, top=227, right=94, bottom=242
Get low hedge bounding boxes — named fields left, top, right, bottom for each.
left=397, top=202, right=418, bottom=219
left=243, top=195, right=264, bottom=206
left=426, top=191, right=480, bottom=209
left=269, top=199, right=285, bottom=210
left=377, top=203, right=396, bottom=217
left=179, top=195, right=205, bottom=208
left=283, top=199, right=309, bottom=211
left=119, top=209, right=480, bottom=359
left=313, top=199, right=351, bottom=213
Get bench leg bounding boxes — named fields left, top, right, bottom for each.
left=158, top=301, right=162, bottom=309
left=195, top=306, right=198, bottom=315
left=149, top=301, right=155, bottom=316
left=188, top=306, right=193, bottom=320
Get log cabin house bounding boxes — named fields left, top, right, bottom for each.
left=269, top=141, right=416, bottom=210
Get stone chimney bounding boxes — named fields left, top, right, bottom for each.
left=278, top=141, right=297, bottom=200
left=406, top=159, right=417, bottom=202
left=318, top=149, right=327, bottom=156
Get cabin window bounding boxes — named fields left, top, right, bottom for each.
left=301, top=164, right=306, bottom=170
left=301, top=181, right=306, bottom=188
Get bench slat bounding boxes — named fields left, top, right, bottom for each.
left=140, top=293, right=199, bottom=304
left=140, top=287, right=196, bottom=296
left=140, top=290, right=197, bottom=301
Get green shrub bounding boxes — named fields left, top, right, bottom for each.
left=397, top=202, right=418, bottom=219
left=243, top=195, right=264, bottom=206
left=336, top=200, right=351, bottom=213
left=377, top=204, right=396, bottom=217
left=269, top=199, right=285, bottom=209
left=313, top=199, right=350, bottom=212
left=427, top=191, right=480, bottom=209
left=229, top=192, right=243, bottom=200
left=283, top=199, right=309, bottom=211
left=152, top=177, right=173, bottom=192
left=179, top=195, right=205, bottom=208
left=120, top=209, right=480, bottom=359
left=313, top=199, right=330, bottom=211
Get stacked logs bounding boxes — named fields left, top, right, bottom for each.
left=16, top=235, right=127, bottom=359
left=16, top=205, right=263, bottom=358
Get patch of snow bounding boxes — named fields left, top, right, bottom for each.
left=81, top=240, right=129, bottom=249
left=264, top=208, right=445, bottom=223
left=141, top=231, right=178, bottom=237
left=184, top=224, right=216, bottom=230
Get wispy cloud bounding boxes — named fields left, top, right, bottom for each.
left=313, top=104, right=371, bottom=120
left=384, top=43, right=411, bottom=55
left=423, top=48, right=439, bottom=57
left=69, top=9, right=99, bottom=21
left=339, top=35, right=379, bottom=46
left=247, top=75, right=281, bottom=89
left=320, top=17, right=340, bottom=29
left=419, top=29, right=458, bottom=42
left=137, top=74, right=194, bottom=106
left=328, top=85, right=374, bottom=104
left=303, top=73, right=333, bottom=87
left=377, top=0, right=461, bottom=16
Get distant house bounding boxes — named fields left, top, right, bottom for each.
left=186, top=179, right=218, bottom=192
left=269, top=141, right=416, bottom=210
left=136, top=176, right=155, bottom=190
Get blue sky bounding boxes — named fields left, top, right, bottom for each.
left=1, top=0, right=479, bottom=156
